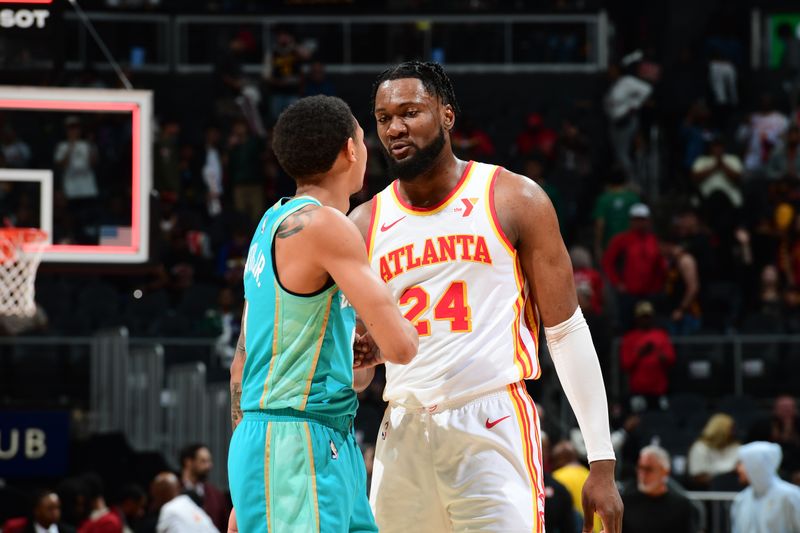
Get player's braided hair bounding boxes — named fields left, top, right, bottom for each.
left=370, top=61, right=460, bottom=117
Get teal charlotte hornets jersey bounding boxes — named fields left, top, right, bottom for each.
left=241, top=196, right=358, bottom=418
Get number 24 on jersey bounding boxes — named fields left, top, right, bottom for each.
left=399, top=281, right=472, bottom=336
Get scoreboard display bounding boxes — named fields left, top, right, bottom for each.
left=0, top=0, right=63, bottom=70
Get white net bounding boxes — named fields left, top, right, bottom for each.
left=0, top=229, right=47, bottom=317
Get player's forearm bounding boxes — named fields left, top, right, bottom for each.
left=376, top=326, right=417, bottom=364
left=353, top=367, right=375, bottom=393
left=230, top=377, right=243, bottom=430
left=230, top=335, right=246, bottom=430
left=546, top=306, right=615, bottom=462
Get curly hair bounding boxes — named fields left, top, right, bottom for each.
left=370, top=60, right=460, bottom=116
left=272, top=95, right=356, bottom=181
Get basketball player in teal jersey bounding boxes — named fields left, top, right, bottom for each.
left=227, top=95, right=418, bottom=533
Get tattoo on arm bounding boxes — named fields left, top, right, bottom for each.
left=231, top=328, right=246, bottom=430
left=231, top=382, right=243, bottom=429
left=276, top=205, right=317, bottom=239
left=236, top=333, right=246, bottom=357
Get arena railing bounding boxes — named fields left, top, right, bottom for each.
left=0, top=329, right=230, bottom=488
left=58, top=12, right=609, bottom=74
left=63, top=12, right=172, bottom=73
left=686, top=491, right=737, bottom=533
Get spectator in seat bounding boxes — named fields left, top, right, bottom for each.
left=451, top=116, right=495, bottom=161
left=707, top=47, right=738, bottom=126
left=302, top=61, right=336, bottom=97
left=592, top=169, right=640, bottom=262
left=687, top=413, right=740, bottom=489
left=179, top=444, right=228, bottom=531
left=1, top=489, right=76, bottom=533
left=660, top=235, right=702, bottom=335
left=604, top=62, right=652, bottom=184
left=152, top=472, right=217, bottom=533
left=623, top=445, right=696, bottom=533
left=620, top=300, right=675, bottom=411
left=53, top=116, right=99, bottom=244
left=77, top=474, right=122, bottom=533
left=227, top=119, right=264, bottom=225
left=738, top=93, right=789, bottom=174
left=263, top=27, right=309, bottom=122
left=602, top=203, right=666, bottom=330
left=153, top=117, right=181, bottom=203
left=750, top=395, right=800, bottom=480
left=543, top=472, right=578, bottom=533
left=0, top=124, right=32, bottom=168
left=731, top=441, right=800, bottom=533
left=201, top=124, right=224, bottom=219
left=111, top=485, right=146, bottom=533
left=680, top=100, right=714, bottom=173
left=551, top=441, right=601, bottom=532
left=571, top=245, right=604, bottom=316
left=691, top=136, right=743, bottom=219
left=767, top=124, right=800, bottom=181
left=514, top=112, right=558, bottom=162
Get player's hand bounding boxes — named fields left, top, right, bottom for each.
left=353, top=332, right=384, bottom=369
left=582, top=459, right=623, bottom=533
left=227, top=508, right=238, bottom=533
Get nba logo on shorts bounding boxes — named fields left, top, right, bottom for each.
left=330, top=440, right=338, bottom=460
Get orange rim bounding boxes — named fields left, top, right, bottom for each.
left=0, top=228, right=47, bottom=261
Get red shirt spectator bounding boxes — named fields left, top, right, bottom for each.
left=1, top=518, right=26, bottom=533
left=452, top=119, right=495, bottom=161
left=621, top=302, right=676, bottom=396
left=515, top=113, right=558, bottom=160
left=78, top=510, right=122, bottom=533
left=570, top=245, right=605, bottom=315
left=574, top=267, right=604, bottom=315
left=602, top=204, right=666, bottom=296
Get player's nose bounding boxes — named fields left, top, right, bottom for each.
left=386, top=116, right=407, bottom=137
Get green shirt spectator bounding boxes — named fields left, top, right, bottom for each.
left=593, top=173, right=640, bottom=259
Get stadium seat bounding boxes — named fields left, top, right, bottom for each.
left=76, top=281, right=123, bottom=333
left=638, top=411, right=678, bottom=443
left=177, top=283, right=220, bottom=321
left=716, top=395, right=760, bottom=438
left=780, top=344, right=800, bottom=395
left=670, top=342, right=728, bottom=396
left=668, top=392, right=707, bottom=425
left=124, top=290, right=170, bottom=336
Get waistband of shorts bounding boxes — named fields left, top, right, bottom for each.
left=243, top=408, right=353, bottom=432
left=387, top=381, right=526, bottom=414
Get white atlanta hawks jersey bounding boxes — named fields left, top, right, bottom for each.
left=366, top=160, right=540, bottom=407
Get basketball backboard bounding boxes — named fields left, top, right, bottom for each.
left=0, top=86, right=152, bottom=263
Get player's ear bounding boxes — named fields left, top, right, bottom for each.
left=442, top=104, right=455, bottom=132
left=344, top=137, right=357, bottom=163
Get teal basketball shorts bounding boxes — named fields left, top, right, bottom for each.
left=228, top=409, right=377, bottom=533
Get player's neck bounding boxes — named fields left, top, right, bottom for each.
left=295, top=182, right=350, bottom=214
left=395, top=153, right=466, bottom=208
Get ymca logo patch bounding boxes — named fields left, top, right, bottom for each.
left=453, top=198, right=478, bottom=217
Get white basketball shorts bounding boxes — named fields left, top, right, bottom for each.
left=369, top=381, right=546, bottom=532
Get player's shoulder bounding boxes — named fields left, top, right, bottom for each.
left=276, top=203, right=349, bottom=240
left=492, top=167, right=551, bottom=211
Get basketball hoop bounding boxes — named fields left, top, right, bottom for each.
left=0, top=228, right=47, bottom=317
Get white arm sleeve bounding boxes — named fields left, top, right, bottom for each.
left=545, top=306, right=615, bottom=462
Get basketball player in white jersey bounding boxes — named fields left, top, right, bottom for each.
left=350, top=61, right=623, bottom=533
